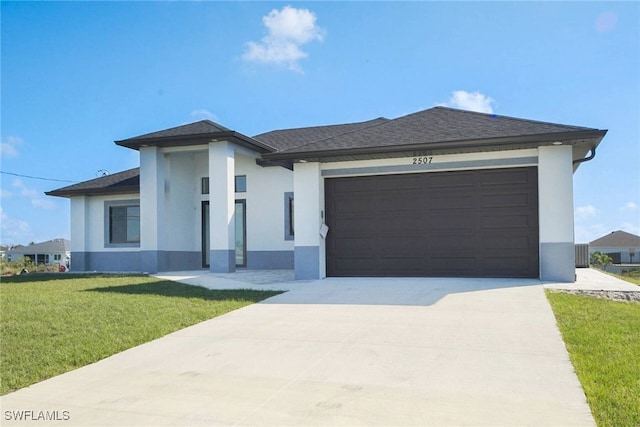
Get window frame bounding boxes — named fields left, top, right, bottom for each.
left=284, top=192, right=294, bottom=241
left=104, top=200, right=141, bottom=248
left=201, top=176, right=247, bottom=194
left=235, top=175, right=247, bottom=193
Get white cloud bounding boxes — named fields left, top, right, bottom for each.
left=0, top=189, right=13, bottom=198
left=31, top=198, right=56, bottom=210
left=1, top=136, right=24, bottom=158
left=620, top=201, right=638, bottom=212
left=441, top=91, right=495, bottom=114
left=574, top=223, right=609, bottom=244
left=11, top=178, right=55, bottom=210
left=575, top=204, right=598, bottom=220
left=595, top=12, right=617, bottom=33
left=620, top=222, right=640, bottom=236
left=190, top=109, right=218, bottom=122
left=243, top=6, right=325, bottom=72
left=0, top=206, right=32, bottom=245
left=12, top=178, right=38, bottom=198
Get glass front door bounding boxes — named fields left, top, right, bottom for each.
left=202, top=200, right=246, bottom=268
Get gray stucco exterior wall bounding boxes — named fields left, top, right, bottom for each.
left=295, top=246, right=320, bottom=280
left=540, top=242, right=575, bottom=282
left=247, top=250, right=294, bottom=270
left=210, top=249, right=235, bottom=273
left=71, top=251, right=201, bottom=273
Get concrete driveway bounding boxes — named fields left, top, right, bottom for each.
left=1, top=276, right=595, bottom=426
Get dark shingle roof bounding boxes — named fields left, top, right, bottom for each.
left=122, top=120, right=232, bottom=140
left=49, top=106, right=607, bottom=197
left=263, top=107, right=606, bottom=160
left=254, top=118, right=389, bottom=151
left=46, top=168, right=140, bottom=197
left=590, top=230, right=640, bottom=247
left=115, top=120, right=276, bottom=153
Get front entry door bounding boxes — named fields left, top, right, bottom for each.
left=201, top=200, right=246, bottom=268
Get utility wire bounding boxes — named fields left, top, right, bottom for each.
left=0, top=170, right=77, bottom=183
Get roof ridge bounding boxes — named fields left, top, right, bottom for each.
left=122, top=120, right=232, bottom=141
left=255, top=117, right=388, bottom=138
left=274, top=117, right=390, bottom=153
left=432, top=106, right=595, bottom=131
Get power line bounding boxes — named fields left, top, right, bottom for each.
left=0, top=170, right=77, bottom=183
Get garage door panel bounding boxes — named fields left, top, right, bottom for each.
left=377, top=236, right=424, bottom=254
left=375, top=174, right=422, bottom=190
left=333, top=259, right=377, bottom=274
left=325, top=167, right=539, bottom=278
left=428, top=235, right=477, bottom=252
left=481, top=214, right=534, bottom=228
left=480, top=193, right=531, bottom=208
left=333, top=217, right=376, bottom=234
left=377, top=197, right=423, bottom=213
left=430, top=258, right=479, bottom=276
left=379, top=257, right=426, bottom=271
left=480, top=169, right=531, bottom=185
left=427, top=194, right=476, bottom=210
left=428, top=213, right=476, bottom=229
left=480, top=234, right=535, bottom=250
left=376, top=215, right=424, bottom=233
left=427, top=172, right=475, bottom=189
left=333, top=198, right=374, bottom=215
left=481, top=257, right=535, bottom=275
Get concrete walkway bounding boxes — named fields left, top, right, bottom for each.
left=546, top=267, right=640, bottom=291
left=1, top=274, right=603, bottom=426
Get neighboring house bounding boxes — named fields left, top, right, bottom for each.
left=0, top=245, right=7, bottom=262
left=47, top=107, right=607, bottom=282
left=589, top=230, right=640, bottom=264
left=5, top=239, right=71, bottom=266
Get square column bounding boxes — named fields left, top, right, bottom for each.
left=209, top=141, right=235, bottom=272
left=140, top=146, right=165, bottom=273
left=293, top=162, right=325, bottom=280
left=538, top=145, right=575, bottom=282
left=70, top=196, right=89, bottom=271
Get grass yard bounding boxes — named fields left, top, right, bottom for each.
left=0, top=274, right=281, bottom=395
left=612, top=269, right=640, bottom=286
left=546, top=291, right=640, bottom=427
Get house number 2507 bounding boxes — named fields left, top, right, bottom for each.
left=412, top=156, right=433, bottom=165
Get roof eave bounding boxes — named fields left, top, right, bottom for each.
left=115, top=131, right=276, bottom=154
left=45, top=185, right=140, bottom=198
left=262, top=130, right=607, bottom=162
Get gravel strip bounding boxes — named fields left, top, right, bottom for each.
left=555, top=289, right=640, bottom=303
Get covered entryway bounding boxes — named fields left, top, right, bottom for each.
left=325, top=167, right=539, bottom=277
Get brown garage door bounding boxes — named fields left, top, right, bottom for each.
left=325, top=167, right=539, bottom=277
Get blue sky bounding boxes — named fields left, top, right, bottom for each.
left=1, top=1, right=638, bottom=246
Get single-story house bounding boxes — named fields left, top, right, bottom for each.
left=47, top=107, right=607, bottom=282
left=589, top=230, right=640, bottom=264
left=5, top=238, right=71, bottom=266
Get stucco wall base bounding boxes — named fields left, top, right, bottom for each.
left=70, top=252, right=89, bottom=272
left=71, top=251, right=201, bottom=273
left=210, top=250, right=235, bottom=273
left=71, top=251, right=141, bottom=272
left=247, top=251, right=294, bottom=270
left=295, top=246, right=320, bottom=280
left=540, top=242, right=575, bottom=283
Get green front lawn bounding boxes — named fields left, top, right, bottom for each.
left=611, top=269, right=640, bottom=286
left=0, top=274, right=281, bottom=395
left=546, top=291, right=640, bottom=427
